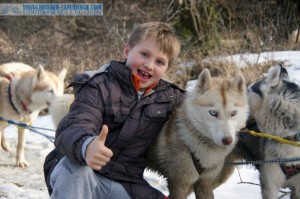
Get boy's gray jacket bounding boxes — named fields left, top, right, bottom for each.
left=44, top=60, right=185, bottom=198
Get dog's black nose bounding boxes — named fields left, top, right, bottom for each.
left=222, top=136, right=233, bottom=145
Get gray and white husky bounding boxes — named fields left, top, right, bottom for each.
left=247, top=65, right=300, bottom=199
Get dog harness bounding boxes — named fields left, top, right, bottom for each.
left=280, top=164, right=300, bottom=179
left=189, top=150, right=205, bottom=175
left=279, top=132, right=300, bottom=179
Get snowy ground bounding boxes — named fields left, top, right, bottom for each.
left=1, top=51, right=300, bottom=198
left=1, top=116, right=282, bottom=199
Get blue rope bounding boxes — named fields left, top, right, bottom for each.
left=26, top=126, right=55, bottom=143
left=0, top=116, right=55, bottom=143
left=1, top=116, right=300, bottom=162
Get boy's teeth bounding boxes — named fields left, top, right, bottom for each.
left=139, top=71, right=150, bottom=77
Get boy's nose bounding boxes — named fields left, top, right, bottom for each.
left=144, top=60, right=154, bottom=70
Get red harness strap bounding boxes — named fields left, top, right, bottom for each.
left=280, top=164, right=300, bottom=179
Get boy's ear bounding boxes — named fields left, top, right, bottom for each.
left=123, top=43, right=130, bottom=59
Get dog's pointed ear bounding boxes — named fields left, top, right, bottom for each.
left=36, top=65, right=45, bottom=80
left=196, top=68, right=212, bottom=93
left=265, top=65, right=281, bottom=88
left=278, top=64, right=289, bottom=81
left=232, top=73, right=246, bottom=93
left=58, top=68, right=67, bottom=81
left=32, top=65, right=45, bottom=86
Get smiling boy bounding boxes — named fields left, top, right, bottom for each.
left=44, top=22, right=185, bottom=199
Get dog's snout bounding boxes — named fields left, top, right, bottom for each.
left=222, top=136, right=233, bottom=145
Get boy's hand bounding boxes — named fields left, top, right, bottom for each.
left=85, top=125, right=113, bottom=170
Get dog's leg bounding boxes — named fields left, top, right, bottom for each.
left=1, top=133, right=12, bottom=152
left=0, top=124, right=11, bottom=152
left=16, top=112, right=39, bottom=167
left=168, top=180, right=190, bottom=199
left=290, top=186, right=300, bottom=199
left=260, top=164, right=284, bottom=199
left=16, top=126, right=29, bottom=168
left=194, top=179, right=214, bottom=199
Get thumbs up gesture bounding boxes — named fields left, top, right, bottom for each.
left=85, top=125, right=113, bottom=170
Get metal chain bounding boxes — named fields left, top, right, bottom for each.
left=225, top=157, right=300, bottom=166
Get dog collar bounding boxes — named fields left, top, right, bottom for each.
left=21, top=100, right=30, bottom=113
left=8, top=82, right=20, bottom=114
left=8, top=82, right=32, bottom=114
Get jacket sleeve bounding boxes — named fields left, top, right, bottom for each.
left=54, top=76, right=104, bottom=165
left=173, top=84, right=186, bottom=106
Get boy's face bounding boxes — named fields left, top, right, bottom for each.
left=123, top=38, right=169, bottom=91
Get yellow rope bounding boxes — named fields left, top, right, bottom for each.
left=248, top=130, right=300, bottom=147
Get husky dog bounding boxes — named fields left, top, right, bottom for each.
left=0, top=63, right=66, bottom=168
left=48, top=63, right=109, bottom=127
left=247, top=65, right=300, bottom=199
left=48, top=93, right=74, bottom=127
left=146, top=69, right=249, bottom=199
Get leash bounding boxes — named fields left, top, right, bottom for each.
left=225, top=129, right=300, bottom=166
left=247, top=130, right=300, bottom=147
left=0, top=116, right=55, bottom=143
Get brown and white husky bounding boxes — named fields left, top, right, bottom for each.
left=146, top=68, right=249, bottom=199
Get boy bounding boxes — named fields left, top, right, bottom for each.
left=43, top=22, right=185, bottom=199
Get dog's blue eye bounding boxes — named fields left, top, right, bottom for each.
left=209, top=110, right=218, bottom=117
left=231, top=111, right=237, bottom=117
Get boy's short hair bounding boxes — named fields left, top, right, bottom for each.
left=127, top=22, right=181, bottom=68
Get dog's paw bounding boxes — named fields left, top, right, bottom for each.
left=16, top=159, right=29, bottom=168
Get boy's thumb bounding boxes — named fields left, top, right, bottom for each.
left=97, top=125, right=109, bottom=143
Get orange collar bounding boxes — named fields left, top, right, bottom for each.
left=131, top=73, right=158, bottom=96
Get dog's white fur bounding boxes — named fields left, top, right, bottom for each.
left=49, top=94, right=74, bottom=127
left=248, top=65, right=300, bottom=199
left=147, top=69, right=249, bottom=199
left=48, top=63, right=108, bottom=127
left=0, top=63, right=66, bottom=167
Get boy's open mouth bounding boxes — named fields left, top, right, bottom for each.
left=138, top=70, right=152, bottom=80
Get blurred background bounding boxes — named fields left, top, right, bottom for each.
left=0, top=0, right=299, bottom=89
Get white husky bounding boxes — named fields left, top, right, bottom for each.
left=0, top=63, right=66, bottom=167
left=48, top=64, right=108, bottom=127
left=48, top=94, right=74, bottom=127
